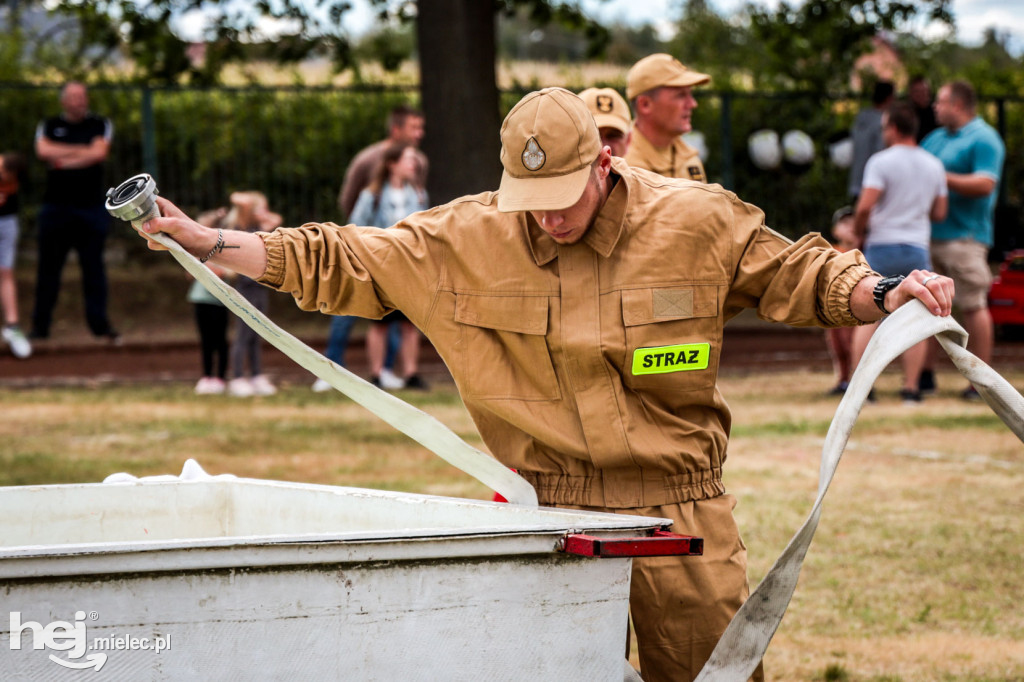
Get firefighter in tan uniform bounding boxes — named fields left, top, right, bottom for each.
left=137, top=88, right=955, bottom=682
left=579, top=87, right=632, bottom=157
left=625, top=53, right=710, bottom=181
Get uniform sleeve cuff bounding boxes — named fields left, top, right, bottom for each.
left=825, top=262, right=877, bottom=326
left=255, top=231, right=285, bottom=287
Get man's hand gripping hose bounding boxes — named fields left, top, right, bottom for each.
left=105, top=174, right=538, bottom=507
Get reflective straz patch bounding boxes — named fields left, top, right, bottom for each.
left=631, top=343, right=710, bottom=375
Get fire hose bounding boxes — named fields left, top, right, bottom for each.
left=109, top=175, right=1024, bottom=680
left=695, top=299, right=1024, bottom=680
left=105, top=174, right=539, bottom=507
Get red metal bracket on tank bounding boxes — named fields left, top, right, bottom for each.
left=558, top=529, right=703, bottom=557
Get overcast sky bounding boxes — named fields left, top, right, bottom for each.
left=339, top=0, right=1022, bottom=55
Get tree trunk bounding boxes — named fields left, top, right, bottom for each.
left=416, top=0, right=502, bottom=206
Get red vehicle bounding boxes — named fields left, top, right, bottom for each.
left=988, top=250, right=1024, bottom=334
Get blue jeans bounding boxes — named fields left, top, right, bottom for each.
left=385, top=320, right=401, bottom=369
left=231, top=276, right=268, bottom=377
left=324, top=315, right=357, bottom=366
left=863, top=243, right=931, bottom=277
left=324, top=316, right=400, bottom=369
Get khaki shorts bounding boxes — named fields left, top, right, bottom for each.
left=930, top=239, right=993, bottom=312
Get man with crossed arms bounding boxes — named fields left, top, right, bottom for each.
left=136, top=88, right=953, bottom=681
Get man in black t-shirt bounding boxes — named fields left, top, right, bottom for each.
left=32, top=81, right=119, bottom=342
left=908, top=75, right=939, bottom=143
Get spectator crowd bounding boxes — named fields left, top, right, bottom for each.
left=1, top=68, right=1008, bottom=410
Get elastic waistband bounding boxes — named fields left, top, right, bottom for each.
left=519, top=467, right=724, bottom=509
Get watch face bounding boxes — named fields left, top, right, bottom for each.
left=873, top=275, right=904, bottom=313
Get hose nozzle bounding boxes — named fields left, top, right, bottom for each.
left=106, top=173, right=160, bottom=228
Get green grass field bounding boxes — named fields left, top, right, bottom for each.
left=2, top=367, right=1022, bottom=680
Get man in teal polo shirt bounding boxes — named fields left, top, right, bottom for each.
left=921, top=80, right=1005, bottom=400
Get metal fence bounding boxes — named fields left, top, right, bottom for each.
left=3, top=82, right=1021, bottom=253
left=0, top=83, right=418, bottom=236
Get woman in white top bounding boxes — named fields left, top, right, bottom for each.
left=349, top=143, right=430, bottom=389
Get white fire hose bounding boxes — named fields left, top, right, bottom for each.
left=105, top=174, right=539, bottom=507
left=695, top=299, right=1024, bottom=681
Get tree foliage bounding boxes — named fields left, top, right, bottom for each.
left=495, top=0, right=610, bottom=58
left=8, top=0, right=353, bottom=84
left=665, top=0, right=755, bottom=88
left=13, top=0, right=1014, bottom=95
left=369, top=0, right=612, bottom=61
left=5, top=0, right=615, bottom=85
left=742, top=0, right=953, bottom=92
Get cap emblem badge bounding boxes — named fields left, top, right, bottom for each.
left=522, top=137, right=546, bottom=171
left=596, top=95, right=613, bottom=113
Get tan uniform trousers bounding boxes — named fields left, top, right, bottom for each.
left=566, top=494, right=765, bottom=682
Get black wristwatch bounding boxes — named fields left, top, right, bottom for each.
left=872, top=275, right=905, bottom=314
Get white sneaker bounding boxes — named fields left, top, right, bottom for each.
left=2, top=326, right=32, bottom=359
left=379, top=367, right=405, bottom=390
left=194, top=377, right=226, bottom=395
left=228, top=377, right=255, bottom=397
left=250, top=374, right=277, bottom=396
left=311, top=377, right=332, bottom=393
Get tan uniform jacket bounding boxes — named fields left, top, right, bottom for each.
left=260, top=159, right=871, bottom=509
left=625, top=127, right=706, bottom=182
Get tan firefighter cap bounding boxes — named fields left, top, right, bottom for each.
left=626, top=53, right=711, bottom=101
left=578, top=87, right=631, bottom=136
left=498, top=87, right=602, bottom=213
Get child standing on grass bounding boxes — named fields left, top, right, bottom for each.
left=349, top=143, right=430, bottom=390
left=190, top=208, right=231, bottom=395
left=825, top=206, right=858, bottom=395
left=0, top=152, right=31, bottom=359
left=225, top=191, right=281, bottom=397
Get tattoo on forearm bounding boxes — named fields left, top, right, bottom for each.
left=199, top=229, right=242, bottom=263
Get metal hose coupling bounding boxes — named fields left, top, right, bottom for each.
left=105, top=173, right=160, bottom=229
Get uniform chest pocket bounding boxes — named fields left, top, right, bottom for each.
left=454, top=294, right=560, bottom=401
left=621, top=286, right=721, bottom=392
